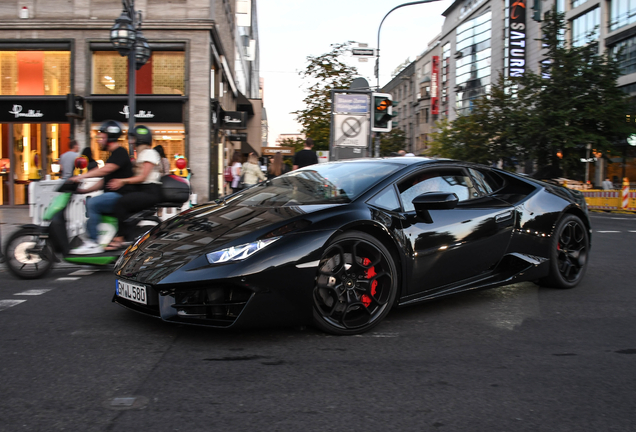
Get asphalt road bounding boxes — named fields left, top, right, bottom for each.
left=1, top=211, right=635, bottom=432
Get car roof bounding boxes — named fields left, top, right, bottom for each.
left=319, top=156, right=444, bottom=167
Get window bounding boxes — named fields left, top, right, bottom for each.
left=469, top=168, right=504, bottom=194
left=610, top=0, right=636, bottom=32
left=368, top=186, right=400, bottom=212
left=92, top=51, right=185, bottom=95
left=0, top=51, right=70, bottom=95
left=398, top=168, right=479, bottom=212
left=611, top=35, right=636, bottom=75
left=455, top=11, right=492, bottom=116
left=571, top=8, right=600, bottom=48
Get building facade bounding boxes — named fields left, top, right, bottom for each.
left=382, top=0, right=636, bottom=183
left=0, top=0, right=262, bottom=206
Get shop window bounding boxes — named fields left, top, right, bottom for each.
left=0, top=51, right=70, bottom=95
left=92, top=51, right=185, bottom=95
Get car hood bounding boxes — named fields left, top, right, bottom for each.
left=115, top=201, right=338, bottom=282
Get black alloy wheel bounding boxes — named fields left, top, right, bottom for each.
left=4, top=228, right=54, bottom=280
left=313, top=231, right=398, bottom=335
left=540, top=214, right=589, bottom=289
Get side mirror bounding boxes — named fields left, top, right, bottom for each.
left=412, top=192, right=458, bottom=223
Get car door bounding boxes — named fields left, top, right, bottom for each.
left=397, top=166, right=515, bottom=295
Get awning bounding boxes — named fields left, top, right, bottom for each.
left=237, top=91, right=254, bottom=116
left=241, top=141, right=259, bottom=155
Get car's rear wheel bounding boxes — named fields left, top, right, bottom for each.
left=313, top=231, right=398, bottom=335
left=540, top=214, right=589, bottom=288
left=4, top=228, right=54, bottom=279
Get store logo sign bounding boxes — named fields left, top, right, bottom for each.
left=508, top=0, right=526, bottom=77
left=119, top=105, right=156, bottom=119
left=8, top=104, right=44, bottom=118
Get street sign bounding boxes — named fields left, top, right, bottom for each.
left=334, top=93, right=370, bottom=114
left=333, top=114, right=369, bottom=147
left=352, top=48, right=376, bottom=57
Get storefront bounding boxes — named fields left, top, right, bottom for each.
left=0, top=42, right=74, bottom=205
left=88, top=96, right=187, bottom=170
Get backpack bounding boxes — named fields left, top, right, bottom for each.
left=223, top=166, right=233, bottom=182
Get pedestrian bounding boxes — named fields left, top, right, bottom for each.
left=241, top=152, right=266, bottom=187
left=230, top=151, right=243, bottom=193
left=268, top=151, right=289, bottom=179
left=59, top=140, right=80, bottom=179
left=107, top=125, right=163, bottom=250
left=293, top=137, right=318, bottom=170
left=154, top=144, right=171, bottom=175
left=397, top=149, right=406, bottom=156
left=602, top=177, right=613, bottom=190
left=69, top=120, right=135, bottom=254
left=80, top=147, right=98, bottom=171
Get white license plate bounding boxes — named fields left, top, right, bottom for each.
left=116, top=280, right=147, bottom=305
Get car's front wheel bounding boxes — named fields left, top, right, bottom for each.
left=313, top=231, right=398, bottom=335
left=540, top=214, right=589, bottom=288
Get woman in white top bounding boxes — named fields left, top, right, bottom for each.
left=107, top=125, right=162, bottom=249
left=230, top=151, right=243, bottom=193
left=241, top=153, right=266, bottom=187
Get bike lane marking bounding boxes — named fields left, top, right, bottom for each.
left=0, top=299, right=26, bottom=311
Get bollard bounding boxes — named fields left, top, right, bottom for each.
left=622, top=178, right=630, bottom=209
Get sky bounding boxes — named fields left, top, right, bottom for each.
left=257, top=0, right=453, bottom=146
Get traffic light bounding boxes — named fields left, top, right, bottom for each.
left=531, top=0, right=541, bottom=22
left=371, top=93, right=393, bottom=132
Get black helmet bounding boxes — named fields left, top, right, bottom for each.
left=133, top=124, right=153, bottom=145
left=98, top=120, right=123, bottom=142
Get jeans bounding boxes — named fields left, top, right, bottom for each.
left=86, top=192, right=122, bottom=241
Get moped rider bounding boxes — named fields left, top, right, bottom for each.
left=69, top=120, right=135, bottom=254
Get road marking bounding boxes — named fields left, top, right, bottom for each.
left=596, top=231, right=620, bottom=233
left=630, top=230, right=636, bottom=233
left=56, top=277, right=80, bottom=281
left=0, top=300, right=26, bottom=311
left=68, top=270, right=96, bottom=276
left=14, top=289, right=52, bottom=296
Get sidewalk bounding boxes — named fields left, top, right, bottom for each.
left=0, top=206, right=32, bottom=257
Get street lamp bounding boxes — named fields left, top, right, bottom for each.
left=109, top=0, right=151, bottom=155
left=375, top=0, right=441, bottom=90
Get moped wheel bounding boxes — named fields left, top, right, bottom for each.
left=4, top=228, right=54, bottom=279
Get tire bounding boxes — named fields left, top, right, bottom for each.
left=312, top=231, right=398, bottom=335
left=539, top=214, right=589, bottom=289
left=4, top=228, right=54, bottom=280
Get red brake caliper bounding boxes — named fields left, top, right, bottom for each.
left=361, top=258, right=377, bottom=308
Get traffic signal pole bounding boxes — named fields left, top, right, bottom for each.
left=375, top=0, right=442, bottom=90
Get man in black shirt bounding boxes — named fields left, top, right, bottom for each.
left=70, top=120, right=134, bottom=254
left=293, top=137, right=318, bottom=170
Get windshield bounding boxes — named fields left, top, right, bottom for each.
left=236, top=161, right=403, bottom=207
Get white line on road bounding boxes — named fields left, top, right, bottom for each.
left=14, top=289, right=52, bottom=296
left=56, top=277, right=81, bottom=281
left=0, top=300, right=26, bottom=311
left=596, top=231, right=621, bottom=233
left=68, top=270, right=96, bottom=276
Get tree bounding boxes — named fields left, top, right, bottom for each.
left=429, top=7, right=631, bottom=179
left=293, top=43, right=359, bottom=151
left=379, top=128, right=407, bottom=156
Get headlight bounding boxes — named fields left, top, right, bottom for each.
left=206, top=236, right=281, bottom=264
